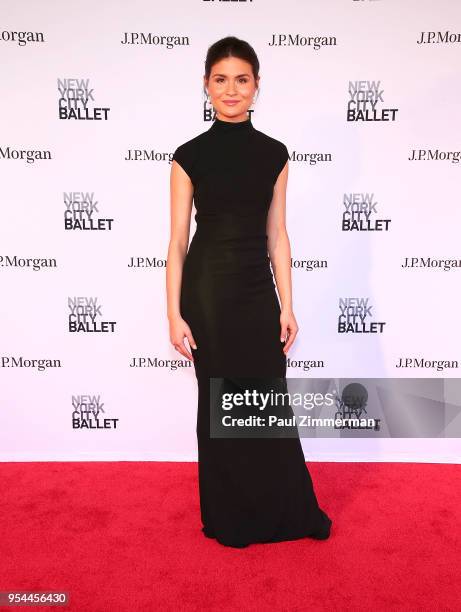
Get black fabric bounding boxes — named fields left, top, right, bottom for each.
left=173, top=116, right=332, bottom=547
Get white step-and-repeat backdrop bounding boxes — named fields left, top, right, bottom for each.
left=1, top=0, right=460, bottom=462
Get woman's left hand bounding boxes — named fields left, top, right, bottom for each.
left=280, top=309, right=299, bottom=354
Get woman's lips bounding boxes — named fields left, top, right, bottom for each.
left=223, top=100, right=239, bottom=105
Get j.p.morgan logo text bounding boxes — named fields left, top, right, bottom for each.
left=347, top=80, right=398, bottom=122
left=417, top=30, right=461, bottom=45
left=402, top=257, right=461, bottom=271
left=291, top=258, right=328, bottom=271
left=128, top=257, right=167, bottom=268
left=0, top=255, right=57, bottom=270
left=64, top=192, right=114, bottom=231
left=0, top=146, right=51, bottom=164
left=408, top=149, right=461, bottom=163
left=338, top=298, right=386, bottom=334
left=121, top=32, right=190, bottom=47
left=68, top=297, right=117, bottom=333
left=58, top=78, right=110, bottom=120
left=0, top=29, right=45, bottom=46
left=396, top=356, right=459, bottom=371
left=268, top=33, right=337, bottom=50
left=72, top=395, right=119, bottom=430
left=1, top=355, right=62, bottom=371
left=342, top=193, right=391, bottom=231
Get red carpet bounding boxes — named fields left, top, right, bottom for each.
left=0, top=461, right=459, bottom=611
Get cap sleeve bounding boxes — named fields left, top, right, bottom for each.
left=274, top=142, right=289, bottom=181
left=172, top=141, right=197, bottom=185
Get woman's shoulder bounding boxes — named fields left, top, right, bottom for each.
left=173, top=125, right=211, bottom=154
left=172, top=130, right=209, bottom=183
left=252, top=127, right=290, bottom=177
left=253, top=127, right=289, bottom=156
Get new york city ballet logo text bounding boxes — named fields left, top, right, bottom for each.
left=64, top=192, right=114, bottom=231
left=347, top=80, right=398, bottom=122
left=68, top=297, right=117, bottom=333
left=58, top=78, right=110, bottom=120
left=342, top=193, right=391, bottom=231
left=338, top=298, right=386, bottom=334
left=72, top=395, right=119, bottom=430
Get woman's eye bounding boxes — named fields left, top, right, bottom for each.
left=215, top=78, right=248, bottom=84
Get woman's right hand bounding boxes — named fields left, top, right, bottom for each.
left=169, top=315, right=197, bottom=362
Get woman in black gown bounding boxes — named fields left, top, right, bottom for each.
left=167, top=37, right=332, bottom=548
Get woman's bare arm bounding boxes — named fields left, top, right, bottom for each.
left=166, top=161, right=197, bottom=360
left=266, top=161, right=299, bottom=353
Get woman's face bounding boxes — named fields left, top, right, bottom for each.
left=205, top=56, right=259, bottom=121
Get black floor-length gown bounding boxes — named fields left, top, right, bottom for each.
left=173, top=115, right=332, bottom=548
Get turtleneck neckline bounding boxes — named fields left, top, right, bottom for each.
left=210, top=115, right=254, bottom=132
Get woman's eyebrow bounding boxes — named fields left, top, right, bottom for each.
left=212, top=73, right=251, bottom=78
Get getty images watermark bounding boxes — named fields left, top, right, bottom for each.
left=219, top=385, right=378, bottom=429
left=209, top=377, right=461, bottom=438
